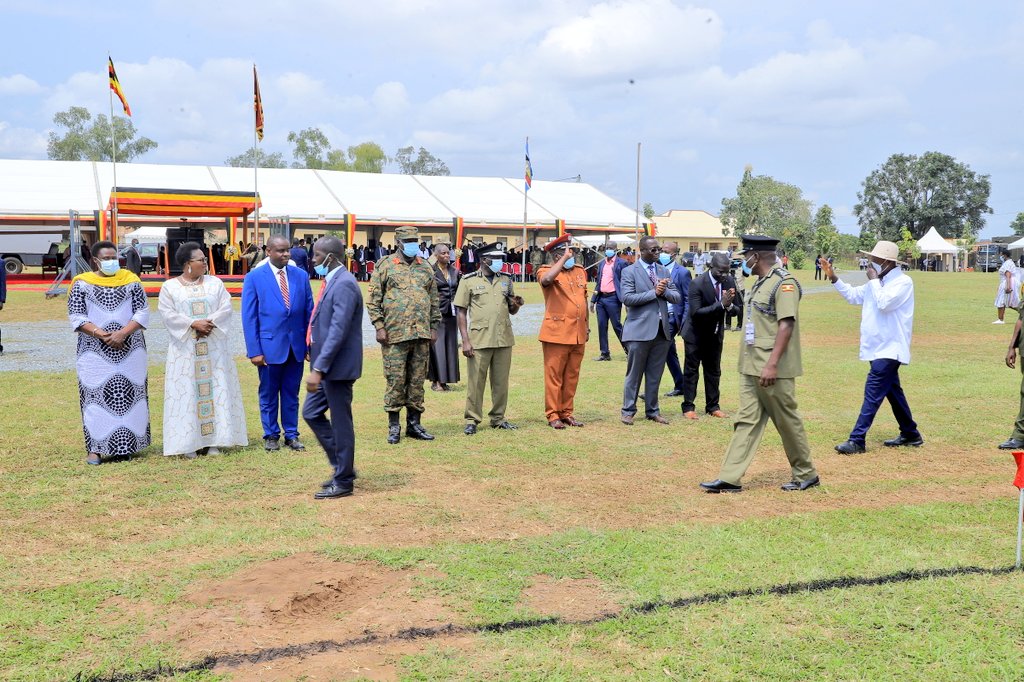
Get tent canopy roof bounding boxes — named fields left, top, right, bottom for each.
left=916, top=226, right=958, bottom=253
left=0, top=159, right=642, bottom=229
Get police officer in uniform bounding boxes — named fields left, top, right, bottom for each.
left=454, top=242, right=524, bottom=434
left=367, top=225, right=440, bottom=444
left=700, top=235, right=819, bottom=493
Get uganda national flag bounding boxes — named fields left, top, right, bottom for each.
left=108, top=57, right=131, bottom=117
left=254, top=65, right=264, bottom=142
left=524, top=139, right=533, bottom=191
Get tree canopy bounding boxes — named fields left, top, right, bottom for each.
left=1011, top=212, right=1024, bottom=236
left=286, top=128, right=389, bottom=173
left=719, top=166, right=812, bottom=240
left=811, top=204, right=840, bottom=258
left=47, top=106, right=157, bottom=162
left=853, top=152, right=992, bottom=243
left=395, top=146, right=450, bottom=176
left=225, top=147, right=287, bottom=168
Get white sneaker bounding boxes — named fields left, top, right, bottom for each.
left=205, top=447, right=222, bottom=455
left=993, top=320, right=1006, bottom=324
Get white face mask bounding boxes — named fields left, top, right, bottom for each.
left=870, top=262, right=883, bottom=275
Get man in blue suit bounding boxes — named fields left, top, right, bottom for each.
left=619, top=236, right=681, bottom=424
left=589, top=242, right=628, bottom=361
left=242, top=235, right=314, bottom=451
left=660, top=241, right=692, bottom=396
left=290, top=239, right=310, bottom=273
left=303, top=236, right=363, bottom=499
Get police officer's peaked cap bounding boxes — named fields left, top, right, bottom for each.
left=543, top=233, right=572, bottom=252
left=738, top=234, right=779, bottom=253
left=478, top=242, right=506, bottom=257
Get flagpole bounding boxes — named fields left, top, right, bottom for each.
left=522, top=136, right=528, bottom=281
left=634, top=142, right=641, bottom=248
left=253, top=64, right=260, bottom=249
left=108, top=61, right=119, bottom=247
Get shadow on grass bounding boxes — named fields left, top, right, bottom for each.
left=74, top=562, right=1020, bottom=681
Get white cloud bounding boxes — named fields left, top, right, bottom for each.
left=0, top=121, right=47, bottom=157
left=0, top=74, right=45, bottom=96
left=372, top=82, right=409, bottom=118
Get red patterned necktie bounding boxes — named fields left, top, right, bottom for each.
left=278, top=268, right=290, bottom=308
left=647, top=264, right=657, bottom=284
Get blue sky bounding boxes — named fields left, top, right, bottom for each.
left=1, top=0, right=1023, bottom=237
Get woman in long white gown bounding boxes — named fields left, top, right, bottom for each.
left=158, top=242, right=248, bottom=458
left=994, top=249, right=1020, bottom=324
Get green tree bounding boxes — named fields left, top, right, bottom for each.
left=719, top=165, right=812, bottom=240
left=225, top=147, right=287, bottom=168
left=896, top=226, right=920, bottom=263
left=811, top=204, right=840, bottom=258
left=46, top=106, right=157, bottom=162
left=287, top=127, right=331, bottom=169
left=642, top=202, right=655, bottom=220
left=1010, top=212, right=1024, bottom=235
left=395, top=146, right=450, bottom=175
left=955, top=223, right=977, bottom=272
left=854, top=151, right=992, bottom=243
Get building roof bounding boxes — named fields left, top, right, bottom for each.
left=0, top=159, right=643, bottom=229
left=652, top=209, right=730, bottom=239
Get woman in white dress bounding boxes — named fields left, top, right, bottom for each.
left=158, top=242, right=248, bottom=458
left=994, top=249, right=1020, bottom=324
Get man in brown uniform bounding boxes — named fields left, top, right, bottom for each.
left=700, top=234, right=819, bottom=493
left=537, top=234, right=589, bottom=428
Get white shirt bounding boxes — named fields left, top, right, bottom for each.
left=694, top=253, right=707, bottom=275
left=833, top=268, right=914, bottom=364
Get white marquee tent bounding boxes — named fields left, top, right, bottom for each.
left=916, top=226, right=958, bottom=271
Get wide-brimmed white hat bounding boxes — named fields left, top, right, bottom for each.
left=859, top=240, right=906, bottom=265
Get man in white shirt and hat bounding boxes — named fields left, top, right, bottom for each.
left=819, top=241, right=922, bottom=454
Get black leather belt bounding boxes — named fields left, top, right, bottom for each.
left=598, top=291, right=617, bottom=297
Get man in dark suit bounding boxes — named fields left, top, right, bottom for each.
left=619, top=236, right=681, bottom=424
left=124, top=239, right=143, bottom=276
left=681, top=252, right=738, bottom=419
left=303, top=236, right=363, bottom=499
left=589, top=242, right=628, bottom=361
left=289, top=239, right=310, bottom=273
left=242, top=235, right=314, bottom=451
left=660, top=241, right=692, bottom=396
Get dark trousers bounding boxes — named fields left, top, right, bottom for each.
left=622, top=337, right=671, bottom=417
left=595, top=294, right=624, bottom=355
left=664, top=321, right=684, bottom=391
left=257, top=351, right=303, bottom=440
left=681, top=335, right=723, bottom=414
left=849, top=358, right=919, bottom=444
left=724, top=305, right=743, bottom=330
left=302, top=379, right=356, bottom=488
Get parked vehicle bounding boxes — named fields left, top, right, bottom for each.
left=118, top=243, right=160, bottom=273
left=680, top=251, right=695, bottom=267
left=1, top=233, right=64, bottom=274
left=974, top=244, right=1002, bottom=273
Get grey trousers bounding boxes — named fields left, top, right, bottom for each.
left=621, top=337, right=671, bottom=418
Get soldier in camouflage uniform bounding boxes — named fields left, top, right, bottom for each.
left=367, top=225, right=441, bottom=444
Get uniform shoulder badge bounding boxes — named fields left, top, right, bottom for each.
left=780, top=283, right=796, bottom=293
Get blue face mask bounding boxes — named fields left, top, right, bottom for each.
left=563, top=257, right=575, bottom=270
left=99, top=259, right=120, bottom=275
left=658, top=253, right=672, bottom=266
left=741, top=256, right=754, bottom=277
left=605, top=249, right=615, bottom=258
left=402, top=241, right=420, bottom=258
left=488, top=259, right=503, bottom=273
left=313, top=255, right=332, bottom=277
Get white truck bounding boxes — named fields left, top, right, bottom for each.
left=1, top=232, right=64, bottom=274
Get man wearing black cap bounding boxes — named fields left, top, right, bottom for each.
left=454, top=242, right=524, bottom=434
left=701, top=234, right=819, bottom=493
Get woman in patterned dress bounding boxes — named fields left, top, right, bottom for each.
left=67, top=241, right=151, bottom=465
left=158, top=242, right=247, bottom=458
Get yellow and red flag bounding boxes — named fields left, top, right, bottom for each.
left=1013, top=451, right=1024, bottom=489
left=108, top=57, right=131, bottom=117
left=254, top=65, right=264, bottom=142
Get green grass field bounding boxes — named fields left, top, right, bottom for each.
left=2, top=268, right=1023, bottom=680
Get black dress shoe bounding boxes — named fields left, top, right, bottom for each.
left=998, top=437, right=1024, bottom=450
left=491, top=421, right=518, bottom=430
left=314, top=483, right=353, bottom=499
left=834, top=440, right=866, bottom=455
left=406, top=423, right=435, bottom=440
left=464, top=422, right=477, bottom=435
left=595, top=353, right=611, bottom=361
left=699, top=479, right=742, bottom=493
left=284, top=437, right=305, bottom=451
left=263, top=437, right=280, bottom=451
left=664, top=389, right=684, bottom=397
left=781, top=476, right=820, bottom=491
left=883, top=434, right=924, bottom=447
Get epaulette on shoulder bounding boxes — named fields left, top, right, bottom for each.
left=463, top=270, right=481, bottom=279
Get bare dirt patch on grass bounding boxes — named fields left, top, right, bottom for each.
left=522, top=575, right=620, bottom=621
